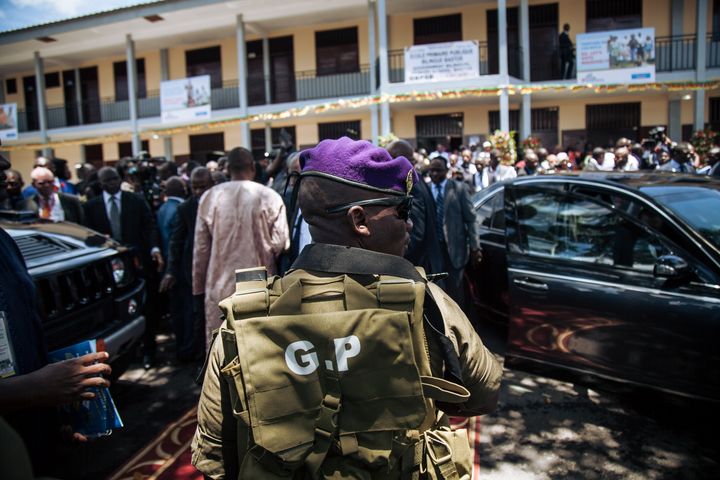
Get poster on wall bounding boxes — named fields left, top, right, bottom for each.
left=0, top=103, right=18, bottom=141
left=404, top=41, right=480, bottom=83
left=576, top=28, right=655, bottom=84
left=160, top=75, right=211, bottom=123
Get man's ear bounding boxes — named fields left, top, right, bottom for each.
left=347, top=206, right=371, bottom=237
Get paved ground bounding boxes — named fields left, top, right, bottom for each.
left=52, top=323, right=718, bottom=479
left=476, top=322, right=718, bottom=480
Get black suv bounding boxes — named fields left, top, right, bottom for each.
left=1, top=214, right=146, bottom=376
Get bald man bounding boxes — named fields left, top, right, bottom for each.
left=27, top=167, right=83, bottom=223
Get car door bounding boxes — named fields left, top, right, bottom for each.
left=503, top=183, right=720, bottom=401
left=469, top=188, right=509, bottom=324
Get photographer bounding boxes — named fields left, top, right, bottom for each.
left=646, top=126, right=673, bottom=169
left=262, top=128, right=296, bottom=195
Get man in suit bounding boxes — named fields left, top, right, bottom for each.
left=159, top=168, right=213, bottom=361
left=386, top=140, right=444, bottom=278
left=27, top=167, right=83, bottom=224
left=84, top=167, right=164, bottom=368
left=428, top=157, right=482, bottom=307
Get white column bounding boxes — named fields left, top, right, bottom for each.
left=368, top=0, right=379, bottom=143
left=237, top=15, right=251, bottom=148
left=34, top=52, right=50, bottom=156
left=160, top=48, right=173, bottom=161
left=377, top=0, right=391, bottom=135
left=694, top=0, right=708, bottom=131
left=262, top=37, right=272, bottom=105
left=668, top=99, right=682, bottom=141
left=74, top=69, right=84, bottom=125
left=126, top=35, right=141, bottom=156
left=498, top=0, right=510, bottom=132
left=265, top=123, right=272, bottom=152
left=519, top=0, right=531, bottom=140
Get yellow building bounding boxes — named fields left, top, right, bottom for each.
left=0, top=0, right=718, bottom=180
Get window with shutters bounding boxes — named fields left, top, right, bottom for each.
left=5, top=78, right=17, bottom=95
left=250, top=126, right=297, bottom=159
left=186, top=46, right=222, bottom=88
left=416, top=113, right=464, bottom=137
left=113, top=59, right=147, bottom=101
left=315, top=27, right=359, bottom=76
left=318, top=120, right=361, bottom=140
left=118, top=140, right=150, bottom=159
left=44, top=72, right=60, bottom=89
left=586, top=0, right=642, bottom=32
left=84, top=144, right=104, bottom=163
left=710, top=98, right=720, bottom=129
left=413, top=14, right=462, bottom=45
left=488, top=110, right=520, bottom=133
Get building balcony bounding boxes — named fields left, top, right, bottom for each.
left=13, top=32, right=720, bottom=135
left=17, top=67, right=372, bottom=133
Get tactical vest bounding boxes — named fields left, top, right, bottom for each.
left=212, top=265, right=473, bottom=479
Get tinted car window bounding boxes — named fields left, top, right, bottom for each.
left=476, top=194, right=496, bottom=228
left=476, top=190, right=506, bottom=231
left=516, top=190, right=669, bottom=271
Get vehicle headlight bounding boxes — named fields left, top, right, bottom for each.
left=111, top=258, right=126, bottom=285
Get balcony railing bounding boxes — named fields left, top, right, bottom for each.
left=707, top=32, right=720, bottom=68
left=655, top=34, right=696, bottom=72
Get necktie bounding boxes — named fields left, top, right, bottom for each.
left=435, top=185, right=445, bottom=242
left=109, top=195, right=122, bottom=240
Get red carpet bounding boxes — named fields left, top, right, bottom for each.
left=108, top=407, right=202, bottom=480
left=109, top=409, right=483, bottom=479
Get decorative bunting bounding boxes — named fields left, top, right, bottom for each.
left=3, top=80, right=719, bottom=152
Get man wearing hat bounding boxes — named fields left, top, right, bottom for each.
left=192, top=137, right=501, bottom=478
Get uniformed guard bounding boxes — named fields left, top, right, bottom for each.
left=192, top=136, right=502, bottom=479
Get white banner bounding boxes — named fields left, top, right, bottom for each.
left=404, top=41, right=480, bottom=84
left=0, top=103, right=18, bottom=141
left=576, top=28, right=655, bottom=84
left=160, top=75, right=211, bottom=123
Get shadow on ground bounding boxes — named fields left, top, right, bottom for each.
left=475, top=322, right=718, bottom=479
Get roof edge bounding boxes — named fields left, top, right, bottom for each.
left=0, top=0, right=228, bottom=46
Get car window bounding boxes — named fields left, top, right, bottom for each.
left=476, top=190, right=505, bottom=231
left=490, top=190, right=505, bottom=230
left=515, top=190, right=670, bottom=272
left=475, top=194, right=496, bottom=228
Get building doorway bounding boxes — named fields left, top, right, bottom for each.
left=189, top=132, right=225, bottom=164
left=79, top=66, right=101, bottom=124
left=416, top=113, right=464, bottom=153
left=586, top=102, right=641, bottom=147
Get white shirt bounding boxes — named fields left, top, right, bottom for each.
left=620, top=156, right=640, bottom=171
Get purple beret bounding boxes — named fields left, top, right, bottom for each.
left=299, top=136, right=419, bottom=195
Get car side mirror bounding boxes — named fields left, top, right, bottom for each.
left=654, top=255, right=690, bottom=279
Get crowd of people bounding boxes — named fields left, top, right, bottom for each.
left=2, top=126, right=720, bottom=477
left=2, top=127, right=720, bottom=368
left=406, top=130, right=720, bottom=191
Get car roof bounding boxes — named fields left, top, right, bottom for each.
left=507, top=172, right=720, bottom=191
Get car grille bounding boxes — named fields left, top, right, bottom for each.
left=14, top=234, right=78, bottom=261
left=36, top=259, right=118, bottom=351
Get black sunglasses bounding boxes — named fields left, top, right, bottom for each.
left=326, top=195, right=413, bottom=221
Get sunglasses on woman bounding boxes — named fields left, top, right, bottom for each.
left=325, top=195, right=413, bottom=221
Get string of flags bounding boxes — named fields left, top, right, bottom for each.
left=3, top=80, right=719, bottom=152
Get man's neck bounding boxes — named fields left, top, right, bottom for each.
left=230, top=171, right=254, bottom=181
